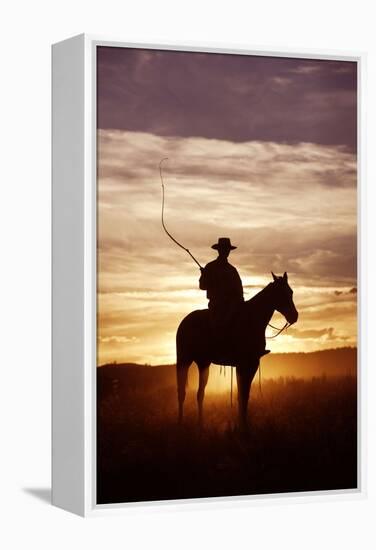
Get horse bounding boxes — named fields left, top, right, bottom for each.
left=176, top=272, right=298, bottom=429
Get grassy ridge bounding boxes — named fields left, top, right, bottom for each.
left=97, top=348, right=357, bottom=504
left=97, top=347, right=357, bottom=401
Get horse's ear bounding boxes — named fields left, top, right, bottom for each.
left=283, top=272, right=288, bottom=281
left=271, top=271, right=277, bottom=281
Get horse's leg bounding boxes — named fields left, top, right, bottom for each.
left=197, top=363, right=210, bottom=427
left=176, top=363, right=190, bottom=424
left=236, top=360, right=259, bottom=430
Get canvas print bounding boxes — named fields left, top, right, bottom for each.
left=96, top=46, right=357, bottom=504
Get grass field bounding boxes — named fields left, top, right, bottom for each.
left=97, top=354, right=357, bottom=504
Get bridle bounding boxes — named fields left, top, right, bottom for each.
left=265, top=278, right=293, bottom=339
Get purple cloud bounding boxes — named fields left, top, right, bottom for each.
left=97, top=47, right=357, bottom=150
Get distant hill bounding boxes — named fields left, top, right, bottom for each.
left=97, top=347, right=357, bottom=401
left=260, top=347, right=357, bottom=379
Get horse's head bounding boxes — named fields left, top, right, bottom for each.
left=271, top=272, right=298, bottom=325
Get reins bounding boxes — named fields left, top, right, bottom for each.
left=266, top=321, right=290, bottom=338
left=256, top=320, right=289, bottom=396
left=211, top=315, right=291, bottom=408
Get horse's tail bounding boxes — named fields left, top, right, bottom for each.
left=176, top=316, right=189, bottom=369
left=176, top=310, right=209, bottom=412
left=176, top=316, right=195, bottom=420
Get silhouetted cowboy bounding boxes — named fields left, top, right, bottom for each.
left=199, top=238, right=244, bottom=343
left=199, top=238, right=269, bottom=361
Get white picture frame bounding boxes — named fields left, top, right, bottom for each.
left=52, top=34, right=366, bottom=517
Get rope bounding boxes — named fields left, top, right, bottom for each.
left=230, top=366, right=233, bottom=407
left=159, top=158, right=202, bottom=269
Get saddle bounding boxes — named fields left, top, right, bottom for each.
left=206, top=304, right=269, bottom=366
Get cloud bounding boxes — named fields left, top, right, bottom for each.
left=98, top=130, right=356, bottom=284
left=98, top=335, right=140, bottom=344
left=270, top=76, right=292, bottom=89
left=289, top=64, right=323, bottom=75
left=97, top=130, right=357, bottom=363
left=334, top=287, right=357, bottom=296
left=287, top=327, right=350, bottom=341
left=97, top=48, right=357, bottom=150
left=288, top=327, right=334, bottom=339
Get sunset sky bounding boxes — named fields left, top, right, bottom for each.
left=96, top=47, right=357, bottom=366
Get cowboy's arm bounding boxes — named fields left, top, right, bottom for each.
left=239, top=275, right=244, bottom=300
left=199, top=265, right=208, bottom=290
left=234, top=268, right=244, bottom=300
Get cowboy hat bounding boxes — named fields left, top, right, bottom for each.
left=211, top=237, right=237, bottom=250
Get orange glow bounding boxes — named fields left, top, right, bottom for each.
left=97, top=131, right=357, bottom=366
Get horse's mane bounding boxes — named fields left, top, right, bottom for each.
left=245, top=282, right=274, bottom=309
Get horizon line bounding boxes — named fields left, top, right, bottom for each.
left=97, top=345, right=357, bottom=368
